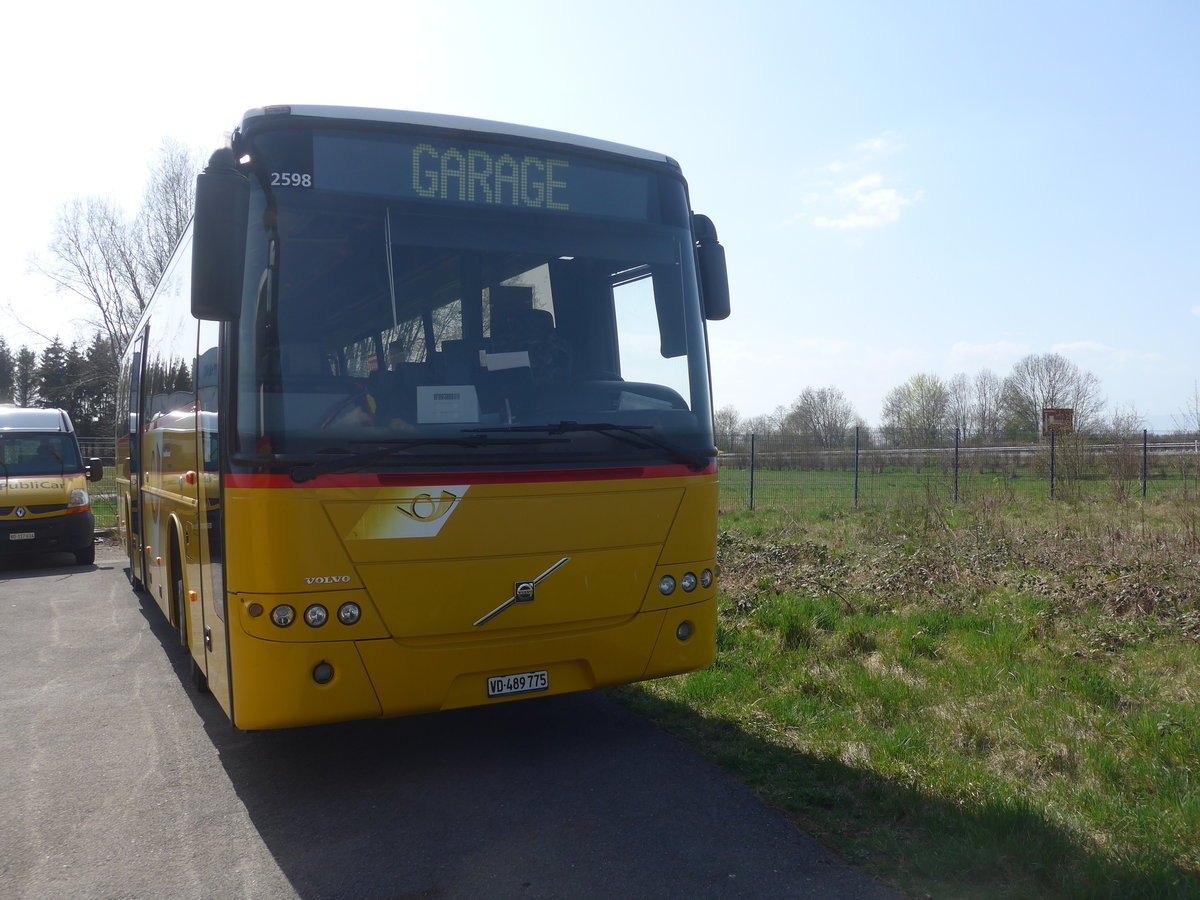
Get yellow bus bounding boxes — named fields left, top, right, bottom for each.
left=117, top=106, right=730, bottom=730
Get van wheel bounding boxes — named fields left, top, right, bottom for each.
left=76, top=544, right=96, bottom=566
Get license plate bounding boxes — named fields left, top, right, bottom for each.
left=8, top=532, right=34, bottom=541
left=487, top=670, right=549, bottom=698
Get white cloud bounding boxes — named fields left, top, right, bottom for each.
left=813, top=174, right=923, bottom=230
left=852, top=134, right=900, bottom=155
left=801, top=133, right=922, bottom=231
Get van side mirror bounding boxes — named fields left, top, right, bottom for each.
left=192, top=148, right=249, bottom=321
left=88, top=458, right=104, bottom=482
left=693, top=214, right=730, bottom=321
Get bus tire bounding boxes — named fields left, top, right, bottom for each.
left=190, top=657, right=210, bottom=694
left=75, top=543, right=96, bottom=566
left=171, top=535, right=188, bottom=650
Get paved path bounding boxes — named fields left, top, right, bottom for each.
left=1, top=542, right=903, bottom=899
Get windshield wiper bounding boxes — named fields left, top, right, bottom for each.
left=288, top=435, right=566, bottom=483
left=466, top=421, right=713, bottom=471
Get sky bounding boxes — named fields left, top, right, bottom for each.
left=2, top=0, right=1197, bottom=429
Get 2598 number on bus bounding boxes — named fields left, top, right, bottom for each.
left=487, top=670, right=549, bottom=698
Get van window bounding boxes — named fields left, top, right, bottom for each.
left=0, top=434, right=83, bottom=475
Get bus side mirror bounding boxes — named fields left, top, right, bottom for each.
left=192, top=148, right=249, bottom=321
left=88, top=458, right=104, bottom=482
left=693, top=214, right=731, bottom=321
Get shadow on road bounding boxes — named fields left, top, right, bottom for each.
left=0, top=551, right=106, bottom=579
left=131, top=585, right=902, bottom=899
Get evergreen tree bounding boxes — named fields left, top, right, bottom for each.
left=35, top=338, right=72, bottom=412
left=0, top=338, right=14, bottom=403
left=14, top=348, right=37, bottom=406
left=80, top=334, right=117, bottom=436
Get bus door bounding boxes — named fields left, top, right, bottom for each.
left=126, top=328, right=148, bottom=588
left=192, top=321, right=231, bottom=711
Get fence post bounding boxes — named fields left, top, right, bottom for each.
left=954, top=427, right=960, bottom=504
left=853, top=426, right=860, bottom=508
left=749, top=432, right=756, bottom=511
left=1050, top=429, right=1056, bottom=500
left=1142, top=429, right=1148, bottom=499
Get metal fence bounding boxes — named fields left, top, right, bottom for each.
left=716, top=429, right=1200, bottom=511
left=79, top=438, right=119, bottom=530
left=81, top=430, right=1200, bottom=531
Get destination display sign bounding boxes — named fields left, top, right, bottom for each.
left=307, top=132, right=656, bottom=220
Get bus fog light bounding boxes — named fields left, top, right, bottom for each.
left=676, top=620, right=694, bottom=641
left=313, top=662, right=334, bottom=684
left=270, top=605, right=296, bottom=627
left=304, top=604, right=329, bottom=627
left=248, top=603, right=264, bottom=618
left=659, top=575, right=676, bottom=596
left=337, top=602, right=361, bottom=625
left=700, top=568, right=713, bottom=588
left=681, top=572, right=697, bottom=592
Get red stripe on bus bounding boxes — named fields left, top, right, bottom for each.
left=224, top=462, right=714, bottom=489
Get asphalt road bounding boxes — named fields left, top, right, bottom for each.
left=1, top=541, right=902, bottom=900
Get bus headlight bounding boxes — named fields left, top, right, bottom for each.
left=701, top=569, right=714, bottom=589
left=681, top=572, right=697, bottom=593
left=304, top=604, right=329, bottom=627
left=337, top=602, right=361, bottom=625
left=68, top=489, right=89, bottom=509
left=659, top=575, right=676, bottom=596
left=270, top=605, right=296, bottom=627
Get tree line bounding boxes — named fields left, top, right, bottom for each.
left=718, top=358, right=1200, bottom=447
left=0, top=335, right=116, bottom=435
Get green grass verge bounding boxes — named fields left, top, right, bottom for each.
left=716, top=465, right=1200, bottom=512
left=614, top=498, right=1200, bottom=899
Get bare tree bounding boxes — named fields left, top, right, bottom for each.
left=1173, top=381, right=1200, bottom=436
left=972, top=368, right=1004, bottom=442
left=881, top=372, right=950, bottom=445
left=138, top=138, right=202, bottom=290
left=713, top=404, right=742, bottom=437
left=1001, top=352, right=1105, bottom=436
left=743, top=405, right=787, bottom=437
left=40, top=197, right=148, bottom=359
left=946, top=372, right=972, bottom=440
left=35, top=140, right=201, bottom=360
left=783, top=386, right=857, bottom=448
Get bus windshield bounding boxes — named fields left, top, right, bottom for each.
left=233, top=128, right=714, bottom=472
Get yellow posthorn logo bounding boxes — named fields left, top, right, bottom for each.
left=396, top=491, right=460, bottom=522
left=347, top=486, right=468, bottom=540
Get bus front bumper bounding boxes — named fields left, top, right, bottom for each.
left=228, top=598, right=715, bottom=730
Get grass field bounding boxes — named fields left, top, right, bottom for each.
left=615, top=495, right=1200, bottom=899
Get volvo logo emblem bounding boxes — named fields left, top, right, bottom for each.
left=474, top=558, right=571, bottom=627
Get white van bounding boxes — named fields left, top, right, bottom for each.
left=0, top=406, right=103, bottom=565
